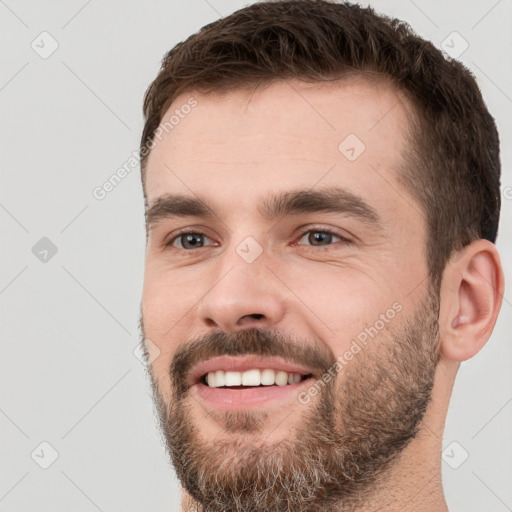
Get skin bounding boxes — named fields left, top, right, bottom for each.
left=140, top=77, right=504, bottom=511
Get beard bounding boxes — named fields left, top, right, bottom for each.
left=141, top=284, right=440, bottom=512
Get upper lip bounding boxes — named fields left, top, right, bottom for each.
left=188, top=355, right=315, bottom=386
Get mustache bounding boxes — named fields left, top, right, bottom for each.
left=170, top=327, right=335, bottom=398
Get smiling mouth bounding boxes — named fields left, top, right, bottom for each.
left=200, top=369, right=313, bottom=389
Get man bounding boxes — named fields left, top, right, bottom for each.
left=138, top=1, right=504, bottom=510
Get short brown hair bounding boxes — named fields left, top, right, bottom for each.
left=140, top=0, right=501, bottom=291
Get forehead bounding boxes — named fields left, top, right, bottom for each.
left=144, top=77, right=419, bottom=227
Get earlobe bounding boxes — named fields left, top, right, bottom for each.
left=439, top=240, right=504, bottom=362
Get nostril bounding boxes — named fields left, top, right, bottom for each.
left=237, top=313, right=265, bottom=327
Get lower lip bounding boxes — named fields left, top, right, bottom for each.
left=193, top=378, right=314, bottom=410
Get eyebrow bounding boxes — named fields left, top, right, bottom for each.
left=145, top=187, right=382, bottom=230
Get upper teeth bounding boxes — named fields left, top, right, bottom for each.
left=205, top=369, right=304, bottom=387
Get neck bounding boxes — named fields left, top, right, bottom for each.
left=346, top=431, right=448, bottom=511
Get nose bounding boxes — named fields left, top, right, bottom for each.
left=195, top=248, right=287, bottom=333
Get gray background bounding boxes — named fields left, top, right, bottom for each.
left=1, top=1, right=511, bottom=511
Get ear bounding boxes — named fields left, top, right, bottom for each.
left=439, top=239, right=505, bottom=362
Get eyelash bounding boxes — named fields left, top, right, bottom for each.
left=164, top=226, right=352, bottom=253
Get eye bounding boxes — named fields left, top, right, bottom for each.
left=294, top=227, right=350, bottom=249
left=164, top=226, right=351, bottom=253
left=166, top=231, right=216, bottom=251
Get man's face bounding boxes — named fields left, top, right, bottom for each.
left=141, top=78, right=440, bottom=511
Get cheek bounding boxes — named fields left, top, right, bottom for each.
left=290, top=262, right=400, bottom=353
left=142, top=257, right=198, bottom=327
left=141, top=268, right=188, bottom=384
left=141, top=277, right=173, bottom=338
